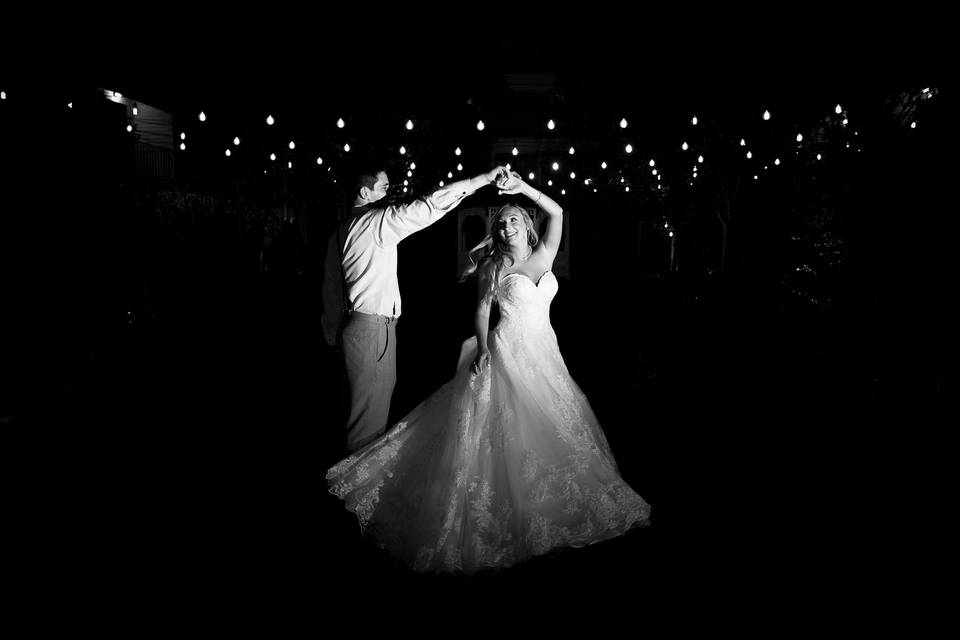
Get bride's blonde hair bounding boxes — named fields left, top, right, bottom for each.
left=459, top=204, right=539, bottom=300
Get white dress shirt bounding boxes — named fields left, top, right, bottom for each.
left=341, top=177, right=487, bottom=318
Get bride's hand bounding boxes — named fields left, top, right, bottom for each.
left=471, top=350, right=490, bottom=375
left=497, top=171, right=525, bottom=195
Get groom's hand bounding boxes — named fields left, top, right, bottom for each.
left=497, top=171, right=525, bottom=195
left=485, top=166, right=509, bottom=185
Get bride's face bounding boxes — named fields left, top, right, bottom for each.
left=496, top=208, right=527, bottom=248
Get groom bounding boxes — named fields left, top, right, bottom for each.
left=329, top=159, right=508, bottom=453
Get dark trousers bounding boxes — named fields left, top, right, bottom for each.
left=341, top=311, right=397, bottom=453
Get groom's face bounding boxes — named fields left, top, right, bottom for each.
left=369, top=171, right=390, bottom=203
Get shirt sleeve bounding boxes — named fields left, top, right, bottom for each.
left=374, top=179, right=482, bottom=247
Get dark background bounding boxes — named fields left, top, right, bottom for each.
left=1, top=21, right=951, bottom=631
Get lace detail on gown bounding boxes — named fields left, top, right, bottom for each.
left=326, top=270, right=650, bottom=573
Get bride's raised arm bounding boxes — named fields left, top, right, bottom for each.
left=497, top=172, right=563, bottom=263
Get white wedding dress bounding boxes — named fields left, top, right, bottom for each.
left=326, top=270, right=650, bottom=573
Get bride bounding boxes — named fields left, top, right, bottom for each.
left=327, top=171, right=650, bottom=574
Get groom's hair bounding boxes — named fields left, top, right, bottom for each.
left=346, top=153, right=390, bottom=195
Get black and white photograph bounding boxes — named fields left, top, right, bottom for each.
left=2, top=20, right=950, bottom=632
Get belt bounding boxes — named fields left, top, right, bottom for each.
left=349, top=310, right=398, bottom=325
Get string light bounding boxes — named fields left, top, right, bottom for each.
left=410, top=162, right=416, bottom=169
left=774, top=158, right=781, bottom=165
left=343, top=143, right=350, bottom=152
left=796, top=133, right=803, bottom=142
left=740, top=138, right=746, bottom=146
left=234, top=137, right=240, bottom=145
left=552, top=162, right=559, bottom=171
left=404, top=180, right=409, bottom=186
left=455, top=147, right=461, bottom=156
left=68, top=102, right=72, bottom=109
left=569, top=171, right=576, bottom=179
left=316, top=157, right=323, bottom=165
left=692, top=116, right=698, bottom=125
left=448, top=172, right=453, bottom=178
left=547, top=119, right=555, bottom=130
left=288, top=161, right=293, bottom=169
left=126, top=125, right=133, bottom=133
left=649, top=159, right=655, bottom=167
left=225, top=149, right=231, bottom=157
left=266, top=115, right=275, bottom=125
left=561, top=189, right=566, bottom=195
left=180, top=132, right=186, bottom=140
left=816, top=154, right=822, bottom=161
left=910, top=122, right=917, bottom=129
left=405, top=119, right=414, bottom=130
left=199, top=111, right=206, bottom=122
left=399, top=146, right=406, bottom=155
left=439, top=181, right=444, bottom=187
left=270, top=153, right=276, bottom=161
left=528, top=172, right=535, bottom=180
left=625, top=186, right=630, bottom=192
left=601, top=161, right=607, bottom=169
left=476, top=120, right=485, bottom=130
left=842, top=118, right=848, bottom=126
left=625, top=144, right=633, bottom=154
left=835, top=104, right=842, bottom=114
left=457, top=163, right=463, bottom=171
left=652, top=169, right=658, bottom=176
left=289, top=141, right=296, bottom=150
left=548, top=180, right=553, bottom=186
left=403, top=187, right=408, bottom=193
left=568, top=146, right=575, bottom=155
left=0, top=91, right=5, bottom=100
left=505, top=164, right=511, bottom=171
left=180, top=143, right=186, bottom=151
left=407, top=171, right=413, bottom=177
left=132, top=106, right=138, bottom=116
left=697, top=155, right=704, bottom=163
left=682, top=142, right=688, bottom=151
left=512, top=147, right=519, bottom=156
left=620, top=118, right=628, bottom=128
left=763, top=110, right=771, bottom=120
left=746, top=151, right=752, bottom=159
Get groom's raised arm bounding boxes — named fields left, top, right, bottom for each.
left=374, top=166, right=506, bottom=247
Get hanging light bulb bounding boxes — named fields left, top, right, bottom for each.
left=266, top=115, right=275, bottom=125
left=528, top=172, right=535, bottom=180
left=337, top=118, right=345, bottom=128
left=692, top=116, right=698, bottom=125
left=399, top=146, right=406, bottom=155
left=289, top=141, right=296, bottom=150
left=132, top=106, right=138, bottom=116
left=774, top=158, right=781, bottom=165
left=620, top=118, right=628, bottom=128
left=270, top=153, right=276, bottom=161
left=180, top=132, right=186, bottom=140
left=625, top=186, right=630, bottom=192
left=568, top=146, right=575, bottom=155
left=652, top=169, right=658, bottom=176
left=457, top=163, right=463, bottom=171
left=225, top=149, right=231, bottom=157
left=199, top=111, right=206, bottom=122
left=552, top=162, right=559, bottom=171
left=697, top=155, right=704, bottom=163
left=405, top=119, right=414, bottom=130
left=476, top=120, right=485, bottom=131
left=410, top=162, right=416, bottom=169
left=763, top=110, right=771, bottom=121
left=625, top=144, right=633, bottom=154
left=68, top=102, right=72, bottom=109
left=561, top=189, right=566, bottom=195
left=448, top=172, right=453, bottom=178
left=910, top=122, right=917, bottom=129
left=126, top=125, right=133, bottom=133
left=835, top=104, right=842, bottom=114
left=816, top=153, right=822, bottom=160
left=740, top=138, right=746, bottom=146
left=406, top=171, right=412, bottom=178
left=796, top=133, right=803, bottom=142
left=512, top=147, right=519, bottom=156
left=180, top=143, right=186, bottom=151
left=343, top=143, right=351, bottom=152
left=234, top=137, right=240, bottom=146
left=455, top=147, right=461, bottom=156
left=649, top=159, right=655, bottom=167
left=601, top=161, right=607, bottom=169
left=746, top=151, right=752, bottom=159
left=403, top=180, right=408, bottom=186
left=547, top=119, right=555, bottom=130
left=0, top=91, right=5, bottom=100
left=682, top=142, right=688, bottom=151
left=842, top=118, right=848, bottom=126
left=505, top=163, right=511, bottom=171
left=316, top=157, right=323, bottom=165
left=569, top=171, right=576, bottom=179
left=403, top=187, right=407, bottom=193
left=548, top=180, right=553, bottom=186
left=439, top=181, right=445, bottom=187
left=288, top=161, right=293, bottom=169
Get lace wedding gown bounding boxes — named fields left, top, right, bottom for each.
left=326, top=270, right=650, bottom=573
